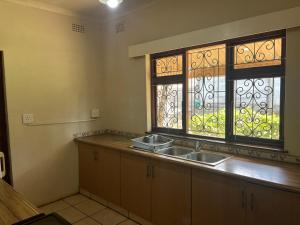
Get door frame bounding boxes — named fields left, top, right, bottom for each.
left=0, top=51, right=12, bottom=184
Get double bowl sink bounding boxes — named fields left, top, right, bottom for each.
left=157, top=146, right=231, bottom=166
left=132, top=135, right=231, bottom=166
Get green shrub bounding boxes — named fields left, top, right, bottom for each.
left=190, top=108, right=280, bottom=139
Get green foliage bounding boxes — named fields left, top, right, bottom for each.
left=190, top=109, right=225, bottom=138
left=190, top=108, right=280, bottom=139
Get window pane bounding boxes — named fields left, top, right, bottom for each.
left=234, top=77, right=281, bottom=139
left=234, top=38, right=282, bottom=69
left=155, top=55, right=183, bottom=77
left=156, top=84, right=182, bottom=129
left=187, top=44, right=226, bottom=138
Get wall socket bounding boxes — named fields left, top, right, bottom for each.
left=22, top=114, right=34, bottom=124
left=91, top=109, right=100, bottom=119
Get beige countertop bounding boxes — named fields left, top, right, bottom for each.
left=0, top=179, right=39, bottom=225
left=76, top=134, right=300, bottom=194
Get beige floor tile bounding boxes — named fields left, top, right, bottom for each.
left=63, top=194, right=89, bottom=205
left=73, top=217, right=101, bottom=225
left=119, top=219, right=140, bottom=225
left=107, top=202, right=128, bottom=217
left=39, top=200, right=69, bottom=214
left=91, top=208, right=127, bottom=225
left=74, top=199, right=106, bottom=216
left=129, top=213, right=152, bottom=225
left=57, top=207, right=86, bottom=223
left=79, top=188, right=91, bottom=198
left=90, top=193, right=108, bottom=206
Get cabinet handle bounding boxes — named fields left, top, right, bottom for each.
left=250, top=193, right=254, bottom=211
left=241, top=190, right=246, bottom=209
left=146, top=165, right=151, bottom=178
left=151, top=165, right=154, bottom=178
left=93, top=151, right=99, bottom=161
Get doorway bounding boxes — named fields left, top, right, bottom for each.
left=0, top=51, right=12, bottom=184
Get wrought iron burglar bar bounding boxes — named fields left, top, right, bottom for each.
left=151, top=30, right=285, bottom=148
left=187, top=44, right=226, bottom=138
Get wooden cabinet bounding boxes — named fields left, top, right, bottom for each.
left=121, top=155, right=191, bottom=225
left=151, top=160, right=191, bottom=225
left=78, top=143, right=99, bottom=195
left=78, top=144, right=121, bottom=205
left=246, top=184, right=300, bottom=225
left=94, top=146, right=121, bottom=205
left=192, top=170, right=300, bottom=225
left=192, top=170, right=245, bottom=225
left=121, top=153, right=152, bottom=221
left=79, top=142, right=300, bottom=225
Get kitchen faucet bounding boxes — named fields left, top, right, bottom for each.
left=195, top=141, right=202, bottom=152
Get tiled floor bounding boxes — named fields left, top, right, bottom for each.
left=39, top=194, right=139, bottom=225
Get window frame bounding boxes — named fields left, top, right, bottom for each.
left=151, top=49, right=186, bottom=135
left=151, top=30, right=286, bottom=148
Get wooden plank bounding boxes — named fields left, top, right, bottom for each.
left=0, top=179, right=39, bottom=225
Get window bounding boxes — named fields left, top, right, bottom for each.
left=187, top=44, right=226, bottom=138
left=151, top=31, right=285, bottom=147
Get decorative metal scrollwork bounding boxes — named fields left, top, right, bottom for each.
left=155, top=55, right=183, bottom=77
left=187, top=45, right=226, bottom=137
left=235, top=38, right=282, bottom=69
left=234, top=78, right=280, bottom=139
left=156, top=84, right=182, bottom=129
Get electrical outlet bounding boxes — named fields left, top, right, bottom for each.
left=91, top=109, right=100, bottom=119
left=22, top=114, right=34, bottom=124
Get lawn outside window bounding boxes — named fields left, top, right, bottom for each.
left=151, top=30, right=285, bottom=148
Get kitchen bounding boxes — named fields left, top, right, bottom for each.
left=0, top=0, right=300, bottom=224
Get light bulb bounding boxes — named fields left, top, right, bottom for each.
left=107, top=0, right=119, bottom=8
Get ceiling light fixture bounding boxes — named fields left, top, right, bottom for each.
left=99, top=0, right=124, bottom=8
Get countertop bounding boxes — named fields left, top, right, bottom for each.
left=76, top=134, right=300, bottom=193
left=0, top=179, right=39, bottom=225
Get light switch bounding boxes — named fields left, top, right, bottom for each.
left=22, top=114, right=34, bottom=124
left=91, top=109, right=100, bottom=118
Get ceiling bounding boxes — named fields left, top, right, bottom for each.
left=6, top=0, right=155, bottom=21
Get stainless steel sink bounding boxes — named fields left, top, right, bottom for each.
left=156, top=147, right=193, bottom=158
left=185, top=151, right=231, bottom=166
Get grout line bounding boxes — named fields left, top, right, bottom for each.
left=70, top=215, right=88, bottom=224
left=55, top=205, right=88, bottom=224
left=70, top=216, right=91, bottom=225
left=84, top=195, right=141, bottom=225
left=116, top=218, right=127, bottom=225
left=88, top=216, right=104, bottom=225
left=75, top=204, right=107, bottom=218
left=62, top=195, right=89, bottom=206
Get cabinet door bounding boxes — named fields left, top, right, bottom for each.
left=192, top=170, right=246, bottom=225
left=94, top=146, right=121, bottom=205
left=78, top=143, right=99, bottom=195
left=246, top=184, right=300, bottom=225
left=121, top=153, right=151, bottom=221
left=151, top=160, right=191, bottom=225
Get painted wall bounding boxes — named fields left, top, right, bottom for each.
left=102, top=0, right=300, bottom=155
left=2, top=0, right=300, bottom=207
left=285, top=28, right=300, bottom=156
left=0, top=1, right=104, bottom=205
